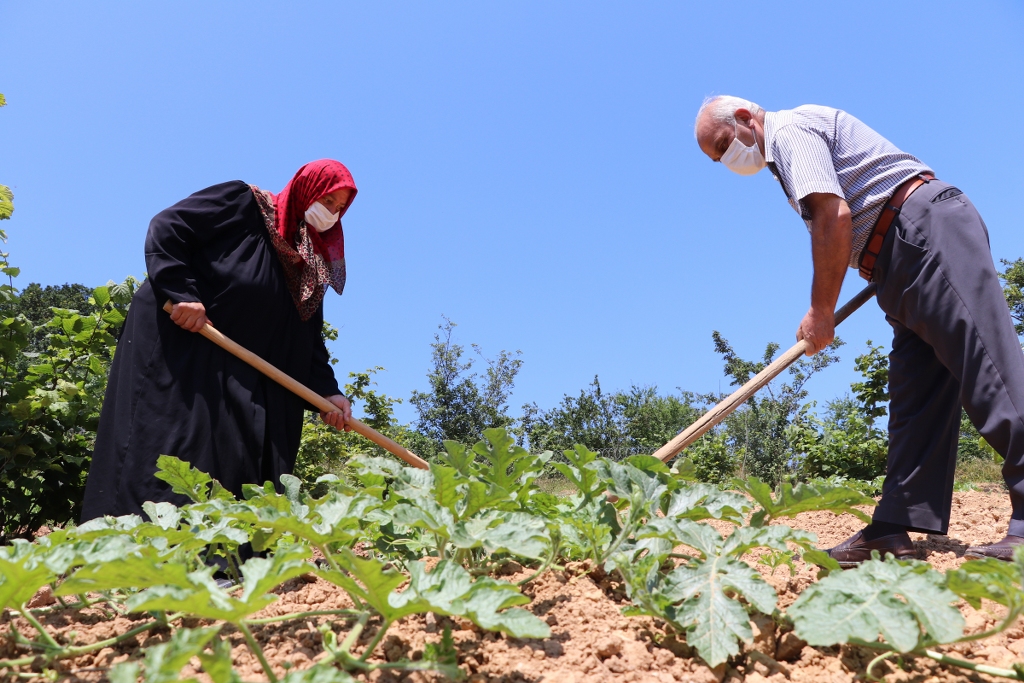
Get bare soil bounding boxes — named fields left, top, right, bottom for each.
left=5, top=490, right=1022, bottom=683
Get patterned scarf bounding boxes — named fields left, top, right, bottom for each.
left=248, top=160, right=357, bottom=321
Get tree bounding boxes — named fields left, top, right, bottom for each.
left=788, top=341, right=890, bottom=482
left=712, top=331, right=842, bottom=486
left=1001, top=258, right=1024, bottom=338
left=524, top=378, right=703, bottom=461
left=524, top=376, right=625, bottom=454
left=408, top=317, right=522, bottom=458
left=0, top=233, right=137, bottom=539
left=0, top=93, right=11, bottom=222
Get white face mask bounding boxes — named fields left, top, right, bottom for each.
left=304, top=201, right=340, bottom=232
left=720, top=120, right=766, bottom=176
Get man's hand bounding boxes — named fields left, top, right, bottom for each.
left=797, top=307, right=836, bottom=355
left=320, top=394, right=352, bottom=431
left=799, top=192, right=852, bottom=356
left=170, top=301, right=210, bottom=333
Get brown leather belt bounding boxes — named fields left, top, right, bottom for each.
left=858, top=172, right=936, bottom=281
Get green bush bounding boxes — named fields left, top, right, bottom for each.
left=294, top=366, right=413, bottom=493
left=0, top=230, right=136, bottom=539
left=788, top=343, right=889, bottom=482
left=686, top=431, right=736, bottom=484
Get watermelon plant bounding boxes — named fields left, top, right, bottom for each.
left=4, top=428, right=1024, bottom=681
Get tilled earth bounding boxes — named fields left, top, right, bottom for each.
left=3, top=489, right=1021, bottom=683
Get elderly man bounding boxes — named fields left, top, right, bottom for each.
left=694, top=96, right=1024, bottom=565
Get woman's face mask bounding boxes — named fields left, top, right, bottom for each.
left=721, top=119, right=766, bottom=176
left=305, top=201, right=340, bottom=232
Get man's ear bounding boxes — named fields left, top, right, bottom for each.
left=734, top=107, right=751, bottom=125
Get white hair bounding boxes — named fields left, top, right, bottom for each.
left=694, top=95, right=763, bottom=138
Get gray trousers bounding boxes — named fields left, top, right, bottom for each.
left=870, top=179, right=1024, bottom=535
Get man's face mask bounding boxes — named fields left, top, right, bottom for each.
left=721, top=119, right=766, bottom=176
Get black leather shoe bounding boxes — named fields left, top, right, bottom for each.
left=964, top=535, right=1024, bottom=561
left=824, top=529, right=916, bottom=568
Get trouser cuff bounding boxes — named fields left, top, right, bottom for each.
left=1007, top=518, right=1024, bottom=538
left=873, top=501, right=948, bottom=535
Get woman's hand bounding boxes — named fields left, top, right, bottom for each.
left=320, top=394, right=352, bottom=431
left=170, top=301, right=210, bottom=332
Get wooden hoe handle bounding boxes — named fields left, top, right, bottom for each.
left=163, top=301, right=429, bottom=470
left=651, top=283, right=877, bottom=464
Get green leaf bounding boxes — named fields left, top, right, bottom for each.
left=55, top=545, right=191, bottom=596
left=664, top=553, right=775, bottom=666
left=438, top=439, right=478, bottom=478
left=551, top=444, right=602, bottom=499
left=559, top=497, right=618, bottom=560
left=429, top=464, right=460, bottom=513
left=0, top=185, right=12, bottom=221
left=389, top=560, right=550, bottom=638
left=237, top=544, right=312, bottom=603
left=155, top=455, right=236, bottom=503
left=92, top=285, right=111, bottom=307
left=451, top=511, right=551, bottom=560
left=109, top=663, right=141, bottom=683
left=790, top=554, right=964, bottom=652
left=670, top=457, right=699, bottom=482
left=88, top=354, right=105, bottom=375
left=195, top=636, right=242, bottom=683
left=471, top=428, right=545, bottom=498
left=102, top=308, right=126, bottom=326
left=318, top=549, right=406, bottom=620
left=662, top=484, right=751, bottom=524
left=946, top=554, right=1024, bottom=612
left=593, top=460, right=666, bottom=506
left=137, top=626, right=221, bottom=683
left=0, top=540, right=54, bottom=610
left=127, top=547, right=310, bottom=623
left=460, top=480, right=491, bottom=519
left=731, top=476, right=874, bottom=526
left=390, top=499, right=455, bottom=538
left=625, top=454, right=671, bottom=473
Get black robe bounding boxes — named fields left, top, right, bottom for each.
left=81, top=181, right=340, bottom=521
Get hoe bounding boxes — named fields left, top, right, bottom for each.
left=162, top=301, right=430, bottom=470
left=652, top=283, right=877, bottom=463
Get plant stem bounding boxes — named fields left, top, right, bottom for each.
left=316, top=544, right=342, bottom=572
left=865, top=651, right=896, bottom=682
left=17, top=604, right=61, bottom=651
left=359, top=619, right=391, bottom=663
left=244, top=609, right=362, bottom=626
left=338, top=614, right=367, bottom=655
left=921, top=648, right=1024, bottom=680
left=238, top=622, right=278, bottom=683
left=518, top=538, right=561, bottom=587
left=63, top=620, right=163, bottom=658
left=599, top=515, right=640, bottom=564
left=0, top=655, right=36, bottom=668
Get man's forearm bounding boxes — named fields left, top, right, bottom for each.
left=795, top=194, right=853, bottom=355
left=809, top=199, right=852, bottom=317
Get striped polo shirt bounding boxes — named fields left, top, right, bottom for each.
left=763, top=105, right=933, bottom=268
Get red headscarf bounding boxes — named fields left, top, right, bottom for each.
left=274, top=159, right=357, bottom=264
left=249, top=159, right=358, bottom=320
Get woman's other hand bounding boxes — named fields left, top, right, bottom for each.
left=170, top=301, right=210, bottom=332
left=320, top=394, right=352, bottom=431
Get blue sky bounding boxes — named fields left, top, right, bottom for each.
left=4, top=2, right=1023, bottom=427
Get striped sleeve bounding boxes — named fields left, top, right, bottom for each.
left=770, top=125, right=845, bottom=220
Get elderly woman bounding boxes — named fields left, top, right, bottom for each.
left=81, top=160, right=356, bottom=521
